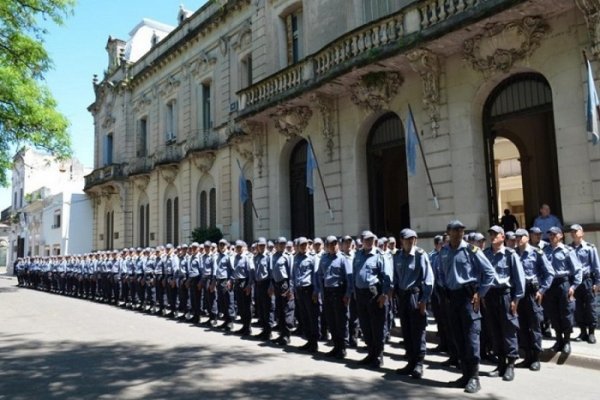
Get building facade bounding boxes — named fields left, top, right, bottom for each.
left=7, top=148, right=92, bottom=269
left=86, top=0, right=600, bottom=249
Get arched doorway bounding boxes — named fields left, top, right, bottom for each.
left=290, top=140, right=314, bottom=238
left=483, top=73, right=561, bottom=227
left=366, top=113, right=410, bottom=237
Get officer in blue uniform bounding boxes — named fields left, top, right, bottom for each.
left=544, top=226, right=583, bottom=354
left=353, top=230, right=392, bottom=369
left=200, top=242, right=218, bottom=326
left=232, top=240, right=255, bottom=336
left=134, top=248, right=145, bottom=309
left=143, top=248, right=155, bottom=312
left=213, top=238, right=235, bottom=331
left=270, top=237, right=294, bottom=345
left=315, top=235, right=353, bottom=359
left=483, top=225, right=525, bottom=382
left=393, top=229, right=434, bottom=379
left=177, top=244, right=190, bottom=319
left=187, top=242, right=202, bottom=324
left=568, top=224, right=600, bottom=344
left=434, top=220, right=495, bottom=394
left=253, top=237, right=274, bottom=340
left=514, top=228, right=554, bottom=371
left=165, top=244, right=180, bottom=317
left=154, top=246, right=166, bottom=314
left=292, top=237, right=319, bottom=353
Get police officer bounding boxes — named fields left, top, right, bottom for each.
left=544, top=226, right=583, bottom=354
left=435, top=220, right=495, bottom=394
left=143, top=248, right=155, bottom=312
left=134, top=248, right=145, bottom=309
left=429, top=235, right=452, bottom=357
left=514, top=228, right=554, bottom=371
left=568, top=224, right=600, bottom=344
left=154, top=246, right=166, bottom=314
left=253, top=237, right=274, bottom=340
left=164, top=244, right=180, bottom=317
left=341, top=235, right=359, bottom=348
left=393, top=229, right=434, bottom=379
left=213, top=239, right=235, bottom=331
left=270, top=237, right=294, bottom=345
left=200, top=242, right=218, bottom=326
left=177, top=244, right=190, bottom=319
left=483, top=225, right=525, bottom=382
left=293, top=237, right=319, bottom=353
left=187, top=242, right=202, bottom=324
left=314, top=235, right=353, bottom=359
left=353, top=230, right=392, bottom=369
left=232, top=240, right=255, bottom=336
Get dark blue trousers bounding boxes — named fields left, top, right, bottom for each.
left=323, top=287, right=349, bottom=349
left=356, top=288, right=388, bottom=358
left=518, top=284, right=544, bottom=353
left=397, top=290, right=427, bottom=366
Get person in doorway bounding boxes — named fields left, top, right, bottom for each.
left=500, top=209, right=519, bottom=232
left=533, top=204, right=562, bottom=241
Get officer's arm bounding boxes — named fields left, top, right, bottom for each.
left=421, top=252, right=434, bottom=303
left=569, top=250, right=583, bottom=288
left=475, top=250, right=495, bottom=297
left=247, top=256, right=255, bottom=286
left=538, top=251, right=555, bottom=294
left=314, top=257, right=323, bottom=296
left=589, top=245, right=600, bottom=286
left=511, top=252, right=526, bottom=301
left=381, top=255, right=392, bottom=295
left=343, top=256, right=354, bottom=298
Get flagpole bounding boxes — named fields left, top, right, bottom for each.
left=408, top=104, right=440, bottom=210
left=307, top=135, right=334, bottom=220
left=236, top=158, right=261, bottom=225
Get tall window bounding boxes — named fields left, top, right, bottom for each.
left=105, top=210, right=114, bottom=250
left=166, top=100, right=176, bottom=143
left=137, top=117, right=148, bottom=157
left=241, top=55, right=253, bottom=89
left=285, top=9, right=303, bottom=64
left=104, top=133, right=113, bottom=165
left=209, top=188, right=216, bottom=227
left=166, top=199, right=173, bottom=244
left=174, top=197, right=179, bottom=245
left=243, top=180, right=254, bottom=243
left=53, top=210, right=61, bottom=229
left=202, top=83, right=212, bottom=132
left=199, top=190, right=208, bottom=229
left=363, top=0, right=405, bottom=23
left=138, top=202, right=150, bottom=247
left=165, top=196, right=179, bottom=245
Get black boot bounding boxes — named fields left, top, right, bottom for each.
left=503, top=358, right=516, bottom=381
left=575, top=326, right=588, bottom=342
left=529, top=350, right=541, bottom=371
left=464, top=364, right=481, bottom=394
left=588, top=328, right=597, bottom=344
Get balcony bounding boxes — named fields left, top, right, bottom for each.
left=0, top=206, right=12, bottom=223
left=127, top=156, right=153, bottom=176
left=186, top=129, right=219, bottom=155
left=238, top=0, right=518, bottom=115
left=84, top=163, right=127, bottom=190
left=154, top=143, right=184, bottom=166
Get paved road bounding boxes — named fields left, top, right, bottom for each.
left=0, top=274, right=597, bottom=400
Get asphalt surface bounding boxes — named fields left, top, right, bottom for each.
left=0, top=274, right=598, bottom=400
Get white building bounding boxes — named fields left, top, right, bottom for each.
left=7, top=148, right=93, bottom=269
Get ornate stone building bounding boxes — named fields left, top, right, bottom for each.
left=86, top=0, right=600, bottom=250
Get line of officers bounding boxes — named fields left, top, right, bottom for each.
left=14, top=220, right=600, bottom=394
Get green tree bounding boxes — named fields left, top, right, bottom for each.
left=0, top=0, right=75, bottom=186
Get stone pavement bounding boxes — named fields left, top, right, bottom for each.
left=0, top=273, right=598, bottom=400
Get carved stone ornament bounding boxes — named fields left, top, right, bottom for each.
left=271, top=105, right=313, bottom=140
left=349, top=71, right=404, bottom=112
left=230, top=134, right=254, bottom=162
left=158, top=164, right=179, bottom=184
left=576, top=0, right=600, bottom=58
left=240, top=121, right=265, bottom=177
left=190, top=151, right=216, bottom=174
left=101, top=113, right=116, bottom=129
left=132, top=175, right=150, bottom=192
left=132, top=93, right=152, bottom=113
left=407, top=49, right=441, bottom=137
left=158, top=75, right=181, bottom=97
left=309, top=93, right=336, bottom=161
left=189, top=51, right=217, bottom=79
left=219, top=36, right=228, bottom=56
left=463, top=16, right=550, bottom=75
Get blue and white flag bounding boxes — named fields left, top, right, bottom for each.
left=405, top=106, right=418, bottom=176
left=306, top=141, right=317, bottom=195
left=237, top=159, right=249, bottom=204
left=586, top=59, right=600, bottom=145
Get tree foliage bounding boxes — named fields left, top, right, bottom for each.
left=0, top=0, right=75, bottom=186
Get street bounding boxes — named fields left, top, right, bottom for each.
left=0, top=274, right=597, bottom=400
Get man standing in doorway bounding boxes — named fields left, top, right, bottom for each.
left=533, top=204, right=562, bottom=240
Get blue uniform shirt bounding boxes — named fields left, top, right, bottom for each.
left=315, top=251, right=353, bottom=297
left=154, top=255, right=165, bottom=275
left=292, top=253, right=317, bottom=291
left=188, top=254, right=201, bottom=278
left=143, top=257, right=154, bottom=275
left=570, top=240, right=600, bottom=286
left=201, top=254, right=215, bottom=278
left=253, top=252, right=271, bottom=282
left=393, top=246, right=434, bottom=303
left=134, top=257, right=144, bottom=275
left=165, top=254, right=180, bottom=276
left=272, top=252, right=293, bottom=283
left=435, top=240, right=496, bottom=297
left=233, top=253, right=255, bottom=284
left=517, top=244, right=555, bottom=294
left=214, top=252, right=233, bottom=280
left=483, top=246, right=525, bottom=301
left=544, top=243, right=583, bottom=290
left=178, top=255, right=189, bottom=278
left=352, top=247, right=392, bottom=293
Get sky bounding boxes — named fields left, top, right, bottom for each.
left=0, top=0, right=208, bottom=210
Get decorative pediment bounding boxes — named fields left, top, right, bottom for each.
left=158, top=75, right=181, bottom=97
left=463, top=16, right=550, bottom=75
left=190, top=51, right=217, bottom=79
left=101, top=114, right=116, bottom=129
left=132, top=93, right=152, bottom=113
left=349, top=71, right=404, bottom=112
left=407, top=49, right=441, bottom=137
left=190, top=151, right=216, bottom=174
left=271, top=105, right=313, bottom=140
left=158, top=164, right=179, bottom=184
left=576, top=0, right=600, bottom=58
left=231, top=19, right=252, bottom=51
left=309, top=93, right=336, bottom=161
left=132, top=175, right=151, bottom=192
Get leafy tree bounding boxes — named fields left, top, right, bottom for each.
left=191, top=226, right=223, bottom=244
left=0, top=0, right=75, bottom=186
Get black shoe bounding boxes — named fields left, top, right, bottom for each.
left=254, top=331, right=272, bottom=340
left=562, top=342, right=571, bottom=354
left=348, top=339, right=358, bottom=348
left=464, top=377, right=481, bottom=394
left=529, top=361, right=541, bottom=371
left=307, top=343, right=318, bottom=354
left=396, top=364, right=414, bottom=375
left=588, top=333, right=597, bottom=344
left=234, top=328, right=250, bottom=335
left=550, top=341, right=563, bottom=352
left=298, top=341, right=312, bottom=350
left=515, top=359, right=531, bottom=369
left=357, top=355, right=374, bottom=365
left=271, top=336, right=290, bottom=346
left=432, top=345, right=448, bottom=353
left=410, top=365, right=423, bottom=380
left=334, top=349, right=347, bottom=359
left=448, top=376, right=468, bottom=388
left=325, top=348, right=338, bottom=358
left=502, top=365, right=515, bottom=382
left=369, top=355, right=383, bottom=369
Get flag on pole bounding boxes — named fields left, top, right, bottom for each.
left=586, top=58, right=600, bottom=145
left=238, top=160, right=249, bottom=204
left=405, top=106, right=418, bottom=176
left=306, top=141, right=317, bottom=195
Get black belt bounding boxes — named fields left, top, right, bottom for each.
left=399, top=287, right=421, bottom=295
left=553, top=275, right=569, bottom=285
left=526, top=280, right=540, bottom=291
left=488, top=286, right=510, bottom=295
left=583, top=272, right=591, bottom=279
left=324, top=286, right=345, bottom=293
left=298, top=285, right=313, bottom=292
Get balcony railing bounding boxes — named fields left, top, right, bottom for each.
left=238, top=0, right=497, bottom=113
left=84, top=163, right=126, bottom=189
left=127, top=156, right=153, bottom=176
left=154, top=143, right=184, bottom=166
left=186, top=129, right=219, bottom=154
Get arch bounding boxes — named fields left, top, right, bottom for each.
left=196, top=174, right=216, bottom=229
left=482, top=72, right=561, bottom=226
left=137, top=192, right=150, bottom=247
left=164, top=184, right=179, bottom=245
left=289, top=139, right=314, bottom=238
left=365, top=112, right=409, bottom=236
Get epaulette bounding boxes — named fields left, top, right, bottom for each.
left=417, top=247, right=425, bottom=254
left=535, top=248, right=544, bottom=255
left=469, top=245, right=479, bottom=253
left=505, top=247, right=516, bottom=254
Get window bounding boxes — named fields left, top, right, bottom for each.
left=52, top=210, right=61, bottom=229
left=284, top=9, right=304, bottom=64
left=137, top=117, right=148, bottom=157
left=209, top=188, right=216, bottom=228
left=105, top=210, right=114, bottom=250
left=19, top=188, right=23, bottom=208
left=199, top=190, right=208, bottom=229
left=166, top=198, right=173, bottom=244
left=363, top=0, right=405, bottom=23
left=145, top=204, right=150, bottom=245
left=202, top=83, right=212, bottom=132
left=241, top=55, right=253, bottom=89
left=166, top=100, right=176, bottom=143
left=174, top=197, right=179, bottom=245
left=104, top=133, right=113, bottom=165
left=165, top=196, right=179, bottom=245
left=243, top=180, right=253, bottom=243
left=13, top=192, right=17, bottom=208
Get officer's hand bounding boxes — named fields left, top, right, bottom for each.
left=209, top=283, right=216, bottom=293
left=377, top=294, right=388, bottom=309
left=268, top=287, right=274, bottom=297
left=226, top=281, right=232, bottom=291
left=510, top=300, right=518, bottom=316
left=472, top=293, right=480, bottom=313
left=418, top=301, right=427, bottom=316
left=568, top=287, right=575, bottom=300
left=244, top=286, right=252, bottom=296
left=286, top=291, right=294, bottom=301
left=342, top=295, right=350, bottom=307
left=593, top=284, right=598, bottom=294
left=535, top=291, right=543, bottom=305
left=312, top=293, right=319, bottom=304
